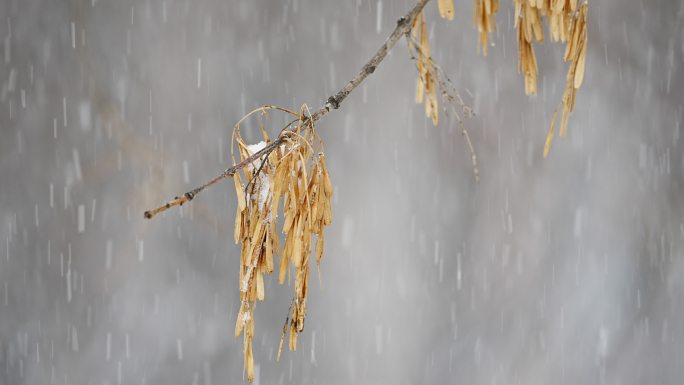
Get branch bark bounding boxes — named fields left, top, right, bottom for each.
left=144, top=0, right=432, bottom=219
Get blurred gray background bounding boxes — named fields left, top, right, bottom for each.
left=1, top=0, right=683, bottom=384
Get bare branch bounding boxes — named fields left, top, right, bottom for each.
left=406, top=34, right=480, bottom=182
left=144, top=0, right=432, bottom=219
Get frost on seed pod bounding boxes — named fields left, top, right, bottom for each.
left=231, top=107, right=332, bottom=383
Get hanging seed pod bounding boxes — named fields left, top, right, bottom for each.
left=410, top=12, right=439, bottom=126
left=437, top=0, right=455, bottom=20
left=230, top=108, right=333, bottom=382
left=514, top=0, right=549, bottom=95
left=473, top=0, right=499, bottom=55
left=516, top=14, right=539, bottom=95
left=559, top=2, right=588, bottom=137
left=543, top=110, right=558, bottom=158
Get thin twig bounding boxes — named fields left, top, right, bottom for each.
left=143, top=139, right=281, bottom=219
left=144, top=0, right=431, bottom=219
left=245, top=156, right=268, bottom=201
left=276, top=296, right=296, bottom=362
left=242, top=119, right=299, bottom=206
left=406, top=34, right=480, bottom=182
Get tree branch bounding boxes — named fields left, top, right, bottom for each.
left=144, top=0, right=432, bottom=219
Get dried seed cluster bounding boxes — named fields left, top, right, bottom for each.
left=558, top=3, right=588, bottom=134
left=515, top=0, right=544, bottom=95
left=474, top=0, right=499, bottom=55
left=231, top=110, right=332, bottom=383
left=143, top=4, right=594, bottom=383
left=513, top=0, right=586, bottom=96
left=512, top=0, right=589, bottom=155
left=543, top=2, right=589, bottom=157
left=418, top=0, right=588, bottom=156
